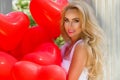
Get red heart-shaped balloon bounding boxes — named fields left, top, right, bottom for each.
left=20, top=26, right=52, bottom=55
left=30, top=0, right=68, bottom=39
left=22, top=51, right=56, bottom=66
left=0, top=11, right=30, bottom=51
left=35, top=42, right=62, bottom=65
left=12, top=61, right=40, bottom=80
left=12, top=61, right=66, bottom=80
left=0, top=51, right=17, bottom=80
left=23, top=42, right=62, bottom=65
left=38, top=65, right=66, bottom=80
left=10, top=26, right=53, bottom=60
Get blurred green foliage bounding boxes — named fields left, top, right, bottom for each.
left=12, top=0, right=64, bottom=47
left=55, top=35, right=65, bottom=47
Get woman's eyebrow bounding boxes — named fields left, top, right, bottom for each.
left=64, top=17, right=79, bottom=20
left=72, top=18, right=80, bottom=20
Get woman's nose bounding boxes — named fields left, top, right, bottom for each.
left=68, top=22, right=73, bottom=27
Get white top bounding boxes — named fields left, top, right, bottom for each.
left=61, top=39, right=88, bottom=80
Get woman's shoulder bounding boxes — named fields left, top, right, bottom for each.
left=70, top=39, right=86, bottom=59
left=73, top=39, right=84, bottom=48
left=74, top=39, right=86, bottom=52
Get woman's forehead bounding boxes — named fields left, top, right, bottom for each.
left=64, top=9, right=82, bottom=19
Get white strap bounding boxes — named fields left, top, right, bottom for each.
left=70, top=39, right=83, bottom=60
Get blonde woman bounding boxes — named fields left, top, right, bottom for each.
left=60, top=0, right=105, bottom=80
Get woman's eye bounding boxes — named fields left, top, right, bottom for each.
left=73, top=19, right=79, bottom=23
left=64, top=19, right=69, bottom=23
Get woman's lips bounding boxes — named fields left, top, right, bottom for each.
left=68, top=30, right=75, bottom=34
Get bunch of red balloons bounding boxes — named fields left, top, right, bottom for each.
left=0, top=0, right=68, bottom=80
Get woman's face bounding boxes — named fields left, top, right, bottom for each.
left=64, top=9, right=82, bottom=41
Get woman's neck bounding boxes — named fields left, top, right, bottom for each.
left=70, top=37, right=81, bottom=44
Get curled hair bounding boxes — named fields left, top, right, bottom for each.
left=61, top=1, right=105, bottom=80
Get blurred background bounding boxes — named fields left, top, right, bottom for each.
left=0, top=0, right=120, bottom=80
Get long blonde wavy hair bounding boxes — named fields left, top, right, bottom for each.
left=60, top=0, right=105, bottom=80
